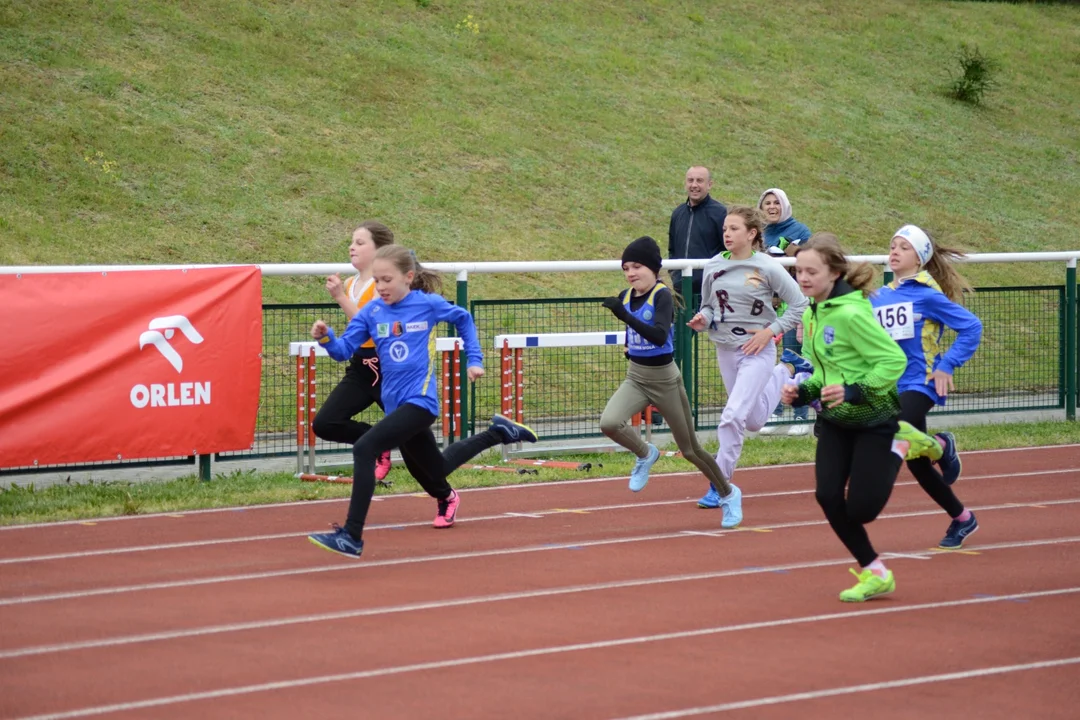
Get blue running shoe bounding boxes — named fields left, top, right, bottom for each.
left=628, top=443, right=659, bottom=492
left=780, top=349, right=813, bottom=377
left=490, top=414, right=539, bottom=444
left=719, top=483, right=743, bottom=528
left=939, top=512, right=978, bottom=549
left=698, top=485, right=721, bottom=508
left=308, top=524, right=364, bottom=558
left=937, top=431, right=961, bottom=485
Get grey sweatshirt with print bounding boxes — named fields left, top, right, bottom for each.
left=697, top=251, right=809, bottom=348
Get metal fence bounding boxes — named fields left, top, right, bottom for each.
left=691, top=285, right=1064, bottom=431
left=2, top=283, right=1076, bottom=476
left=253, top=283, right=1074, bottom=453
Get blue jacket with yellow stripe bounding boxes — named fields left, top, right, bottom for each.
left=869, top=272, right=982, bottom=405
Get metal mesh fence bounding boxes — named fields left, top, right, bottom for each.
left=469, top=297, right=628, bottom=441
left=691, top=286, right=1063, bottom=431
left=214, top=285, right=1077, bottom=455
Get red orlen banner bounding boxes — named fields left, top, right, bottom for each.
left=0, top=267, right=263, bottom=468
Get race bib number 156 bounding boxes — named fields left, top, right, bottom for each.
left=874, top=302, right=915, bottom=340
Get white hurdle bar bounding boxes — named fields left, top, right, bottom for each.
left=492, top=331, right=657, bottom=456
left=289, top=338, right=463, bottom=474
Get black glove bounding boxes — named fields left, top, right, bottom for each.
left=601, top=296, right=627, bottom=317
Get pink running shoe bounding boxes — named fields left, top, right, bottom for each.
left=374, top=450, right=392, bottom=483
left=433, top=490, right=460, bottom=529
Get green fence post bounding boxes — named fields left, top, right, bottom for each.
left=883, top=269, right=893, bottom=285
left=680, top=274, right=694, bottom=402
left=1066, top=260, right=1077, bottom=421
left=198, top=454, right=211, bottom=482
left=456, top=270, right=470, bottom=439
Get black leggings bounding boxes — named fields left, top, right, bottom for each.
left=814, top=418, right=902, bottom=567
left=345, top=403, right=504, bottom=539
left=899, top=391, right=964, bottom=518
left=312, top=352, right=383, bottom=445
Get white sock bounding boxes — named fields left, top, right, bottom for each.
left=864, top=559, right=888, bottom=579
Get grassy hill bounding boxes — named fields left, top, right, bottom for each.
left=2, top=0, right=1078, bottom=303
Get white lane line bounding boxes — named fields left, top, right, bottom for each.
left=12, top=587, right=1080, bottom=720
left=3, top=443, right=1076, bottom=531
left=2, top=534, right=1075, bottom=661
left=2, top=467, right=1074, bottom=566
left=610, top=657, right=1080, bottom=719
left=2, top=498, right=1078, bottom=608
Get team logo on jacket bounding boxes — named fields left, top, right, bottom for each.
left=377, top=323, right=390, bottom=338
left=391, top=321, right=404, bottom=337
left=643, top=310, right=653, bottom=321
left=823, top=326, right=835, bottom=344
left=388, top=340, right=409, bottom=362
left=406, top=321, right=429, bottom=332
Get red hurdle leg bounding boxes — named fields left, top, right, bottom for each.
left=306, top=346, right=317, bottom=474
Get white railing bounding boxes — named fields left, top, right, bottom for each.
left=2, top=251, right=1078, bottom=277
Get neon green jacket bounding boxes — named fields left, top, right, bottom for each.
left=797, top=280, right=906, bottom=428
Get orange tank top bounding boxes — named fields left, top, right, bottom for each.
left=344, top=275, right=377, bottom=349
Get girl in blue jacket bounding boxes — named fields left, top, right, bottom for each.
left=870, top=225, right=983, bottom=549
left=307, top=246, right=537, bottom=558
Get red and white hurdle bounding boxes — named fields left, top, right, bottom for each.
left=289, top=338, right=463, bottom=479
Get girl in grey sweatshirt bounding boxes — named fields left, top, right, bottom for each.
left=688, top=206, right=811, bottom=509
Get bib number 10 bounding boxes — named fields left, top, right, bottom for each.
left=874, top=302, right=915, bottom=340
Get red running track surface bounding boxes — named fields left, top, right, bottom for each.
left=0, top=444, right=1078, bottom=719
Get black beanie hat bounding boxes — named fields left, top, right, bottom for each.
left=621, top=235, right=663, bottom=274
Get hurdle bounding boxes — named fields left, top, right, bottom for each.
left=290, top=338, right=463, bottom=478
left=493, top=331, right=659, bottom=465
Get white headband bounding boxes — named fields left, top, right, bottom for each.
left=893, top=225, right=933, bottom=267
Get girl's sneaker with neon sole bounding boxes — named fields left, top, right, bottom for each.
left=308, top=525, right=364, bottom=558
left=838, top=568, right=895, bottom=602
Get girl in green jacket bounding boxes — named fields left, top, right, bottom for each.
left=781, top=233, right=939, bottom=602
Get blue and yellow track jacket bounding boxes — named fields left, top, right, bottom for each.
left=870, top=272, right=982, bottom=406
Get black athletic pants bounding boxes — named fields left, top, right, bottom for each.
left=899, top=391, right=964, bottom=518
left=312, top=351, right=383, bottom=445
left=814, top=418, right=902, bottom=567
left=345, top=403, right=503, bottom=539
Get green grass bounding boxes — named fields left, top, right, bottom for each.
left=2, top=0, right=1079, bottom=306
left=3, top=420, right=1077, bottom=525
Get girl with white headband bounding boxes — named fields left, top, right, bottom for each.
left=871, top=225, right=983, bottom=550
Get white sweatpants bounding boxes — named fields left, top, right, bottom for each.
left=714, top=341, right=791, bottom=481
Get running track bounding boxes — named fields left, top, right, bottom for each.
left=1, top=444, right=1078, bottom=719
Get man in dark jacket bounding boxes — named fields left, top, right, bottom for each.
left=668, top=166, right=727, bottom=297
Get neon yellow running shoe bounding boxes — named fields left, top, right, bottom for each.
left=838, top=568, right=895, bottom=602
left=895, top=420, right=943, bottom=462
